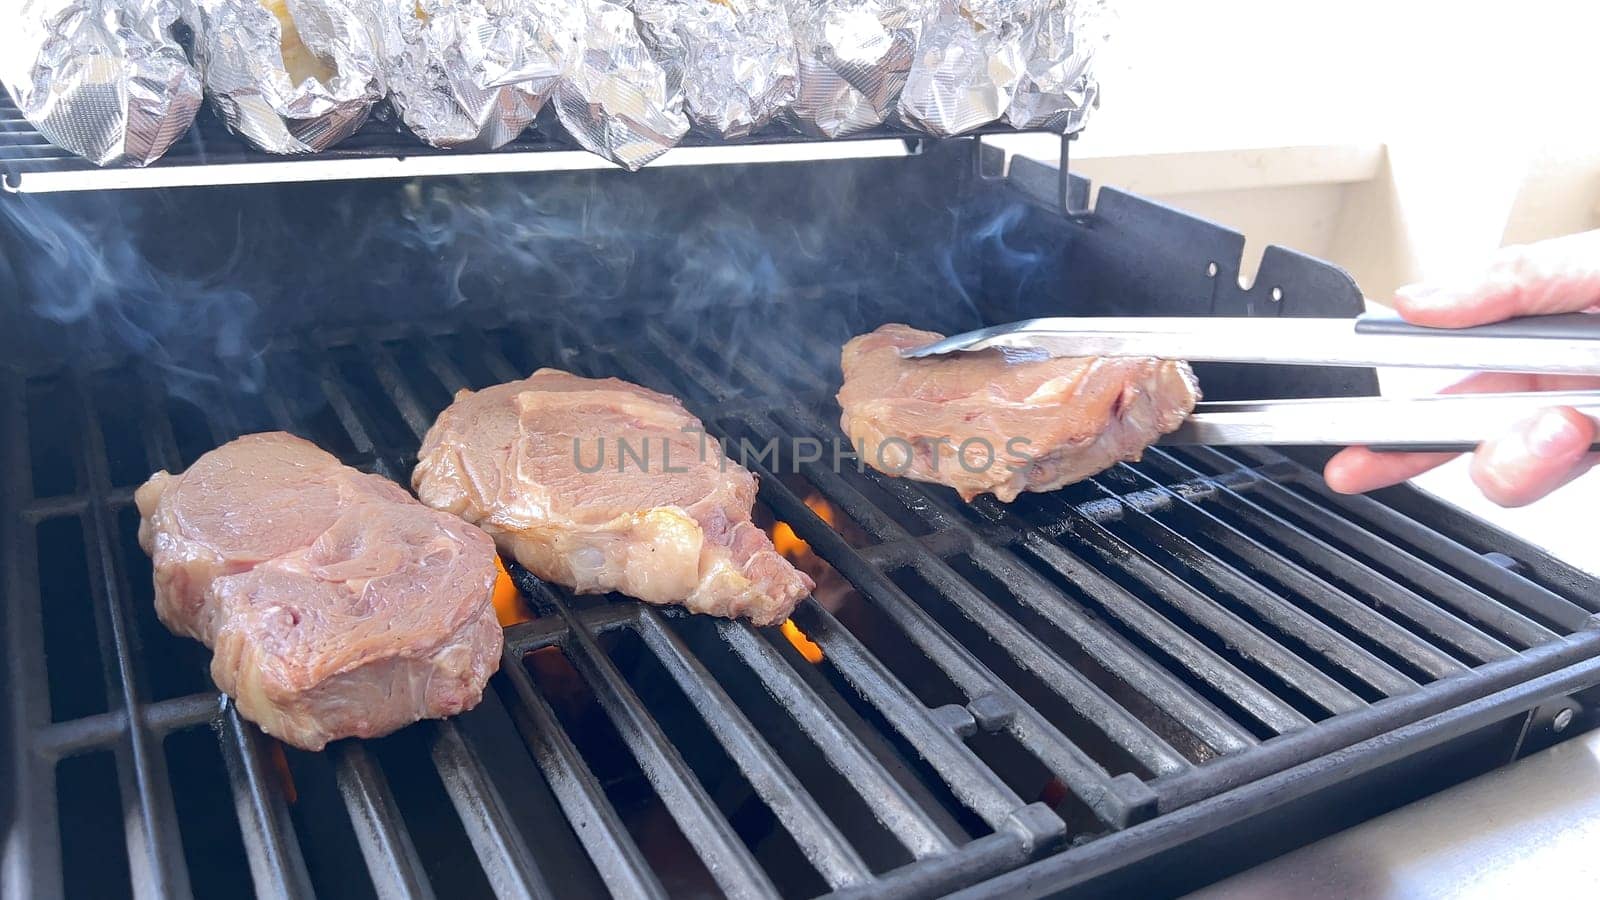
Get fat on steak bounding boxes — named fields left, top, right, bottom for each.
left=136, top=432, right=502, bottom=751
left=412, top=369, right=814, bottom=626
left=837, top=323, right=1201, bottom=502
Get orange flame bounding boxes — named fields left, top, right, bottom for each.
left=771, top=494, right=838, bottom=663
left=266, top=740, right=298, bottom=805
left=779, top=619, right=824, bottom=664
left=492, top=556, right=534, bottom=626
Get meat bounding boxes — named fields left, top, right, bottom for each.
left=136, top=432, right=502, bottom=751
left=837, top=323, right=1200, bottom=502
left=412, top=369, right=814, bottom=626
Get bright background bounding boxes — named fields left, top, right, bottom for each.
left=998, top=0, right=1600, bottom=572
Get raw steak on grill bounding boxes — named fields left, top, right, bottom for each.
left=412, top=369, right=814, bottom=626
left=136, top=432, right=502, bottom=751
left=837, top=323, right=1201, bottom=502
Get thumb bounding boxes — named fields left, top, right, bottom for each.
left=1393, top=229, right=1600, bottom=328
left=1469, top=407, right=1598, bottom=507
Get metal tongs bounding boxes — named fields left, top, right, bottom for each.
left=901, top=312, right=1600, bottom=450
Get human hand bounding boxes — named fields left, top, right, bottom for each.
left=1323, top=229, right=1600, bottom=507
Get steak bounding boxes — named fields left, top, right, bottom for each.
left=136, top=432, right=502, bottom=751
left=837, top=323, right=1201, bottom=502
left=412, top=369, right=814, bottom=626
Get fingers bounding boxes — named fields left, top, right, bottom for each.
left=1392, top=229, right=1600, bottom=328
left=1321, top=372, right=1537, bottom=494
left=1318, top=373, right=1600, bottom=496
left=1324, top=446, right=1459, bottom=494
left=1469, top=407, right=1599, bottom=507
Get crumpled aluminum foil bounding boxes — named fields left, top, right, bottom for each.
left=785, top=0, right=919, bottom=138
left=0, top=0, right=202, bottom=167
left=552, top=0, right=689, bottom=171
left=898, top=0, right=1039, bottom=137
left=383, top=0, right=578, bottom=151
left=633, top=0, right=797, bottom=140
left=1005, top=0, right=1108, bottom=132
left=185, top=0, right=385, bottom=155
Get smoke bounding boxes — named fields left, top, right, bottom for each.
left=0, top=150, right=1045, bottom=411
left=0, top=191, right=266, bottom=400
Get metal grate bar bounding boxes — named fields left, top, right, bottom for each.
left=713, top=619, right=959, bottom=859
left=958, top=538, right=1258, bottom=755
left=496, top=647, right=669, bottom=900
left=1081, top=468, right=1420, bottom=698
left=827, top=827, right=1038, bottom=900
left=1245, top=447, right=1595, bottom=630
left=746, top=409, right=1189, bottom=781
left=545, top=589, right=783, bottom=900
left=791, top=594, right=1043, bottom=831
left=1012, top=529, right=1312, bottom=735
left=1197, top=447, right=1560, bottom=647
left=1048, top=497, right=1368, bottom=717
left=1, top=370, right=64, bottom=900
left=36, top=692, right=220, bottom=759
left=216, top=704, right=316, bottom=899
left=429, top=719, right=558, bottom=900
left=150, top=376, right=316, bottom=900
left=1154, top=448, right=1513, bottom=663
left=633, top=608, right=875, bottom=890
left=334, top=743, right=438, bottom=900
left=1137, top=449, right=1473, bottom=680
left=780, top=407, right=1260, bottom=759
left=68, top=374, right=194, bottom=900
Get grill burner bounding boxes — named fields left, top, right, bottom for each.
left=5, top=148, right=1600, bottom=899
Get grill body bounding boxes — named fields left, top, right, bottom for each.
left=3, top=140, right=1598, bottom=899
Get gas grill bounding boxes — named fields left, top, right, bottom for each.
left=3, top=118, right=1599, bottom=900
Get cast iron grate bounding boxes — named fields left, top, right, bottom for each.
left=5, top=312, right=1600, bottom=899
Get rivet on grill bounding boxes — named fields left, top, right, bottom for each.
left=929, top=703, right=978, bottom=738
left=967, top=692, right=1018, bottom=731
left=1482, top=551, right=1523, bottom=572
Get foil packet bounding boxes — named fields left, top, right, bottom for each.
left=785, top=0, right=919, bottom=138
left=1006, top=0, right=1108, bottom=132
left=0, top=0, right=202, bottom=167
left=633, top=0, right=797, bottom=140
left=899, top=0, right=1039, bottom=137
left=383, top=0, right=578, bottom=151
left=552, top=0, right=689, bottom=171
left=185, top=0, right=385, bottom=155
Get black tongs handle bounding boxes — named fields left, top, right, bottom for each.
left=1354, top=311, right=1600, bottom=341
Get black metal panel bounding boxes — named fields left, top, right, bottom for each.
left=999, top=153, right=1379, bottom=402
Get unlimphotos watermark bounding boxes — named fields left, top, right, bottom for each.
left=572, top=428, right=1034, bottom=476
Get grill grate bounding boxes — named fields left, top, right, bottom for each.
left=0, top=93, right=1037, bottom=194
left=6, top=311, right=1600, bottom=899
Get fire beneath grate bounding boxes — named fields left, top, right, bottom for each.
left=6, top=313, right=1600, bottom=899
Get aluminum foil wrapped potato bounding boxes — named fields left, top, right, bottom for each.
left=1006, top=0, right=1109, bottom=132
left=185, top=0, right=385, bottom=154
left=899, top=0, right=1039, bottom=136
left=553, top=0, right=690, bottom=171
left=0, top=0, right=202, bottom=167
left=632, top=0, right=797, bottom=140
left=784, top=0, right=919, bottom=138
left=383, top=0, right=578, bottom=151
